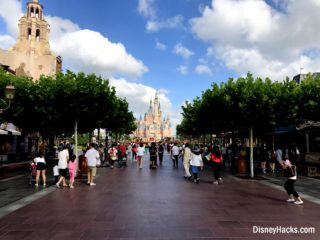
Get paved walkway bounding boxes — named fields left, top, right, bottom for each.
left=0, top=153, right=319, bottom=239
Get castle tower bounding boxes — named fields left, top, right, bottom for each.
left=0, top=0, right=62, bottom=79
left=134, top=94, right=172, bottom=141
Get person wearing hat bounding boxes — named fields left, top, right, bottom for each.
left=190, top=144, right=203, bottom=184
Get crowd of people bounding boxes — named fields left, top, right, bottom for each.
left=29, top=140, right=303, bottom=205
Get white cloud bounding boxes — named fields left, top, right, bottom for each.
left=137, top=0, right=184, bottom=33
left=190, top=0, right=320, bottom=80
left=138, top=0, right=156, bottom=19
left=176, top=65, right=188, bottom=75
left=174, top=43, right=194, bottom=60
left=146, top=15, right=184, bottom=32
left=0, top=0, right=22, bottom=37
left=46, top=16, right=148, bottom=79
left=0, top=35, right=16, bottom=50
left=195, top=64, right=212, bottom=75
left=155, top=38, right=166, bottom=51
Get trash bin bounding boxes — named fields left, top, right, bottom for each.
left=238, top=157, right=246, bottom=175
left=78, top=154, right=87, bottom=174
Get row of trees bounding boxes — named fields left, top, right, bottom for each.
left=0, top=69, right=136, bottom=144
left=177, top=73, right=320, bottom=177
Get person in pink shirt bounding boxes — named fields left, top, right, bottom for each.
left=68, top=154, right=77, bottom=189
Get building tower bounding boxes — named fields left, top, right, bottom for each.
left=0, top=0, right=62, bottom=79
left=134, top=94, right=172, bottom=141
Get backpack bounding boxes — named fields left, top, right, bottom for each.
left=158, top=145, right=164, bottom=153
left=118, top=147, right=123, bottom=155
left=150, top=146, right=156, bottom=155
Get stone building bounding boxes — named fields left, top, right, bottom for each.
left=0, top=0, right=61, bottom=80
left=134, top=94, right=172, bottom=142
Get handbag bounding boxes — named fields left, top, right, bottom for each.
left=283, top=165, right=296, bottom=177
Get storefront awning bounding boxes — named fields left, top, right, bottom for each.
left=0, top=129, right=8, bottom=135
left=6, top=129, right=21, bottom=136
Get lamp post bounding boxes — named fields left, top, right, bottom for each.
left=0, top=84, right=15, bottom=114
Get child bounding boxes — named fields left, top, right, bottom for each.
left=29, top=160, right=37, bottom=185
left=68, top=154, right=77, bottom=188
left=53, top=160, right=59, bottom=184
left=190, top=145, right=203, bottom=184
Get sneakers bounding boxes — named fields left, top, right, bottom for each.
left=213, top=181, right=218, bottom=185
left=34, top=184, right=38, bottom=187
left=194, top=178, right=200, bottom=184
left=286, top=198, right=295, bottom=203
left=56, top=183, right=60, bottom=188
left=70, top=185, right=74, bottom=189
left=90, top=182, right=96, bottom=186
left=218, top=178, right=223, bottom=184
left=294, top=200, right=303, bottom=205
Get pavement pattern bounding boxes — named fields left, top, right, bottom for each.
left=0, top=153, right=319, bottom=240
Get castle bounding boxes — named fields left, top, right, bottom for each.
left=0, top=0, right=61, bottom=79
left=134, top=94, right=172, bottom=142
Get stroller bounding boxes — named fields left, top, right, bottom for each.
left=29, top=161, right=37, bottom=185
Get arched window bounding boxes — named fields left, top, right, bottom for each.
left=35, top=8, right=39, bottom=18
left=31, top=7, right=34, bottom=17
left=28, top=28, right=32, bottom=40
left=36, top=29, right=40, bottom=42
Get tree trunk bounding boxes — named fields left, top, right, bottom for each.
left=250, top=126, right=254, bottom=178
left=74, top=120, right=78, bottom=175
left=97, top=128, right=101, bottom=143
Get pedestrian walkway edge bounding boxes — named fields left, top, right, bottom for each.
left=229, top=175, right=320, bottom=205
left=0, top=186, right=55, bottom=219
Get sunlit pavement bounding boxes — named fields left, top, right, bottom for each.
left=0, top=153, right=319, bottom=240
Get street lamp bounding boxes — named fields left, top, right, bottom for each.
left=0, top=84, right=15, bottom=113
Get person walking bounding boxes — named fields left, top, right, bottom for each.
left=53, top=160, right=59, bottom=185
left=190, top=145, right=203, bottom=184
left=126, top=143, right=132, bottom=161
left=117, top=143, right=126, bottom=168
left=132, top=144, right=137, bottom=161
left=137, top=142, right=145, bottom=169
left=158, top=142, right=164, bottom=165
left=85, top=143, right=100, bottom=186
left=210, top=146, right=223, bottom=185
left=108, top=143, right=118, bottom=169
left=68, top=154, right=77, bottom=188
left=149, top=142, right=158, bottom=169
left=56, top=145, right=69, bottom=188
left=171, top=142, right=180, bottom=169
left=34, top=152, right=46, bottom=187
left=182, top=143, right=192, bottom=180
left=281, top=154, right=303, bottom=205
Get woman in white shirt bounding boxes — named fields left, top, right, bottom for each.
left=137, top=143, right=145, bottom=169
left=34, top=152, right=46, bottom=187
left=281, top=154, right=303, bottom=205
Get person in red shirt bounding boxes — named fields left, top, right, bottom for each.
left=211, top=146, right=223, bottom=185
left=117, top=143, right=126, bottom=168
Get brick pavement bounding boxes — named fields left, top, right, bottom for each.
left=0, top=153, right=319, bottom=240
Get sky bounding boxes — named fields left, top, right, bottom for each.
left=1, top=0, right=320, bottom=135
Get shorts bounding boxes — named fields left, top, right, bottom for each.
left=59, top=168, right=68, bottom=177
left=36, top=162, right=46, bottom=171
left=88, top=166, right=97, bottom=176
left=191, top=165, right=199, bottom=173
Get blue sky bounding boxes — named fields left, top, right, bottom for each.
left=1, top=0, right=320, bottom=134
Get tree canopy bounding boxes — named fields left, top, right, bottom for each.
left=0, top=69, right=136, bottom=138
